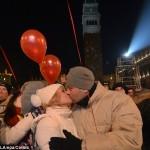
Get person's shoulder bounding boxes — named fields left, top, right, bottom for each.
left=37, top=115, right=52, bottom=123
left=108, top=90, right=132, bottom=103
left=107, top=90, right=126, bottom=98
left=36, top=114, right=59, bottom=128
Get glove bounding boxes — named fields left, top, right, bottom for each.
left=49, top=129, right=82, bottom=150
left=31, top=106, right=45, bottom=118
left=30, top=94, right=45, bottom=118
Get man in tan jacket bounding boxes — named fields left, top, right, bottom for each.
left=50, top=66, right=143, bottom=150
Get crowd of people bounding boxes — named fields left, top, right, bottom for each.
left=0, top=65, right=149, bottom=150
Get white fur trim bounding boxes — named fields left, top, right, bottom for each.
left=31, top=95, right=42, bottom=107
left=36, top=84, right=63, bottom=105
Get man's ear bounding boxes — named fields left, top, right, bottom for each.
left=84, top=90, right=89, bottom=95
left=81, top=89, right=89, bottom=96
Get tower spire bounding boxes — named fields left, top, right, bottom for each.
left=82, top=0, right=101, bottom=34
left=82, top=1, right=103, bottom=80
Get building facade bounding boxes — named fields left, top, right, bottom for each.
left=134, top=47, right=150, bottom=89
left=82, top=0, right=103, bottom=80
left=115, top=47, right=150, bottom=90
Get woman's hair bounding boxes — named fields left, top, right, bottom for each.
left=3, top=90, right=21, bottom=126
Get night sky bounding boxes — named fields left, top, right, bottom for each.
left=0, top=0, right=144, bottom=84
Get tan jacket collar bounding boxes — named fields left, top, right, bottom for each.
left=89, top=81, right=108, bottom=104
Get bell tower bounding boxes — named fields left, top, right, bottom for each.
left=82, top=0, right=103, bottom=80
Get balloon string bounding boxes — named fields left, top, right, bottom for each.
left=0, top=46, right=17, bottom=82
left=67, top=0, right=82, bottom=65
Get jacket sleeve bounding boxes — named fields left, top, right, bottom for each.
left=83, top=94, right=143, bottom=150
left=0, top=113, right=33, bottom=144
left=35, top=117, right=61, bottom=150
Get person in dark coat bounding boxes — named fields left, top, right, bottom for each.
left=137, top=99, right=150, bottom=150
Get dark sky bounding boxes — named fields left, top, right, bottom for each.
left=0, top=0, right=144, bottom=83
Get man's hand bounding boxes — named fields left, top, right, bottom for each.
left=49, top=129, right=82, bottom=150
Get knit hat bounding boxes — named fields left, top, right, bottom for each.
left=66, top=66, right=95, bottom=90
left=32, top=83, right=63, bottom=106
left=21, top=80, right=48, bottom=115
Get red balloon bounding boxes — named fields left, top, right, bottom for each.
left=20, top=29, right=47, bottom=63
left=40, top=55, right=61, bottom=84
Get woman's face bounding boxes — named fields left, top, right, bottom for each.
left=54, top=87, right=72, bottom=106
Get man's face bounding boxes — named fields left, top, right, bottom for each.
left=65, top=87, right=88, bottom=104
left=128, top=89, right=134, bottom=96
left=0, top=86, right=9, bottom=102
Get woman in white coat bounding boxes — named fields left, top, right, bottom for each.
left=0, top=81, right=46, bottom=146
left=32, top=83, right=78, bottom=150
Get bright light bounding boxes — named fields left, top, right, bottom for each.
left=128, top=0, right=150, bottom=54
left=123, top=51, right=131, bottom=57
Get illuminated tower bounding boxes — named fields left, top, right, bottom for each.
left=82, top=0, right=103, bottom=80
